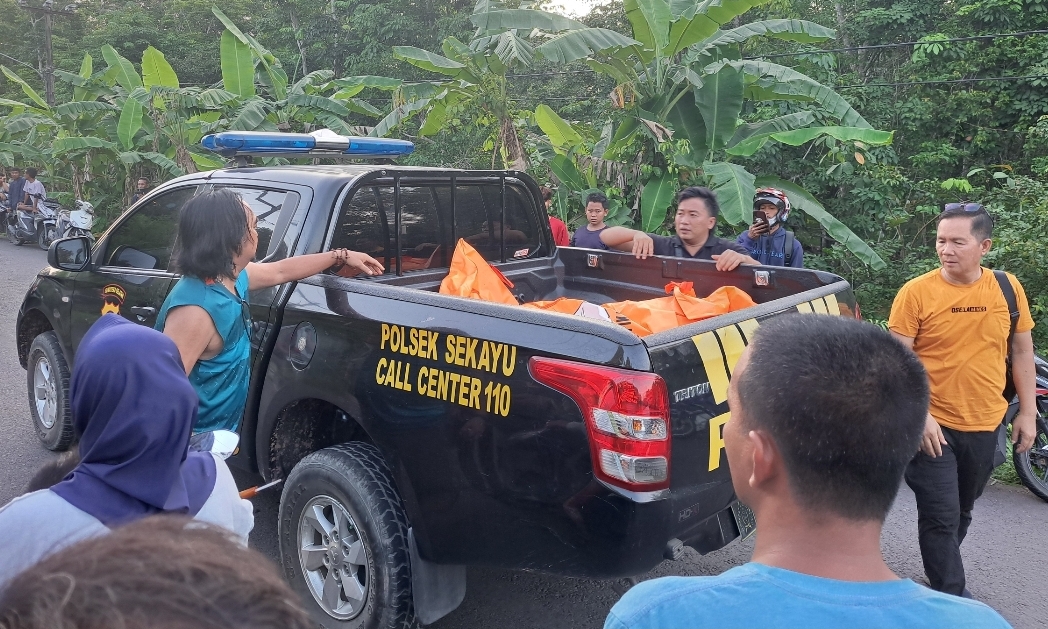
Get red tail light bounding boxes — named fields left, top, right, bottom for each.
left=529, top=357, right=670, bottom=494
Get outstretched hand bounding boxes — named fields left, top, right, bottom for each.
left=333, top=248, right=385, bottom=276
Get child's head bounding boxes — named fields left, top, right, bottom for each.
left=584, top=192, right=609, bottom=227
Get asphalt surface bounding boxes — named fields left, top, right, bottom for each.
left=1, top=241, right=1045, bottom=628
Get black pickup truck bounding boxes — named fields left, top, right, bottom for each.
left=18, top=156, right=858, bottom=628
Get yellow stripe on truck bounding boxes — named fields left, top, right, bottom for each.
left=693, top=319, right=760, bottom=470
left=796, top=301, right=814, bottom=314
left=824, top=292, right=840, bottom=315
left=694, top=332, right=731, bottom=405
left=811, top=298, right=829, bottom=314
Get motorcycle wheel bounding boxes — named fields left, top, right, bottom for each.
left=1013, top=379, right=1048, bottom=502
left=38, top=225, right=56, bottom=250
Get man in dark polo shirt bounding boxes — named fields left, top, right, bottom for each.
left=599, top=186, right=758, bottom=271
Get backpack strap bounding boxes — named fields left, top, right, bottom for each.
left=992, top=269, right=1019, bottom=349
left=672, top=237, right=685, bottom=258
left=783, top=230, right=795, bottom=267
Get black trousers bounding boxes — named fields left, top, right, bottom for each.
left=904, top=424, right=998, bottom=596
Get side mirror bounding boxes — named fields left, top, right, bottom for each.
left=48, top=236, right=91, bottom=272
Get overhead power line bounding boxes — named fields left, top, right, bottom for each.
left=744, top=29, right=1048, bottom=60
left=503, top=29, right=1048, bottom=79
left=835, top=74, right=1048, bottom=89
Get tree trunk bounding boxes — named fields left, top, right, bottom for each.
left=289, top=8, right=308, bottom=77
left=834, top=3, right=854, bottom=73
left=499, top=115, right=527, bottom=171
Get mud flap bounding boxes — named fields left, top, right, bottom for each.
left=409, top=528, right=466, bottom=625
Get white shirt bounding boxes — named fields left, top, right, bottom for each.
left=22, top=179, right=45, bottom=204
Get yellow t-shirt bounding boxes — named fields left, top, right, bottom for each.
left=888, top=268, right=1035, bottom=432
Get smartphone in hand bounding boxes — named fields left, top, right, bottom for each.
left=752, top=210, right=769, bottom=230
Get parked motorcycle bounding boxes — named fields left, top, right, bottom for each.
left=7, top=198, right=58, bottom=249
left=1003, top=353, right=1048, bottom=501
left=54, top=200, right=95, bottom=244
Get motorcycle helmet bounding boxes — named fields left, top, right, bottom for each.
left=753, top=187, right=791, bottom=227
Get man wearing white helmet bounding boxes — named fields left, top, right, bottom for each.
left=737, top=188, right=804, bottom=268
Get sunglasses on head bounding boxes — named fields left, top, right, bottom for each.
left=943, top=202, right=984, bottom=213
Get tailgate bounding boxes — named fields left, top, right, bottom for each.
left=645, top=281, right=856, bottom=549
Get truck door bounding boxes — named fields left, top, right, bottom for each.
left=69, top=186, right=200, bottom=350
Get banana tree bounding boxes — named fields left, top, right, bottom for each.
left=492, top=1, right=890, bottom=268
left=212, top=9, right=396, bottom=150
left=372, top=0, right=604, bottom=170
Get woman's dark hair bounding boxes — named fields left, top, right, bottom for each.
left=539, top=186, right=553, bottom=202
left=173, top=188, right=249, bottom=280
left=0, top=516, right=314, bottom=629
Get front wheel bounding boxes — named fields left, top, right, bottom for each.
left=26, top=331, right=74, bottom=450
left=1013, top=376, right=1048, bottom=502
left=1014, top=418, right=1048, bottom=502
left=38, top=224, right=56, bottom=250
left=279, top=442, right=415, bottom=629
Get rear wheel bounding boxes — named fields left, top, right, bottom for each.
left=38, top=224, right=56, bottom=250
left=27, top=331, right=74, bottom=450
left=279, top=442, right=415, bottom=629
left=1013, top=377, right=1048, bottom=502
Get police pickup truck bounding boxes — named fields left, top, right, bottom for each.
left=17, top=131, right=859, bottom=629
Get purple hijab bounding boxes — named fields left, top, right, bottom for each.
left=51, top=315, right=217, bottom=526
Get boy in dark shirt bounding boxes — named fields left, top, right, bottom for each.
left=570, top=191, right=610, bottom=249
left=600, top=186, right=757, bottom=272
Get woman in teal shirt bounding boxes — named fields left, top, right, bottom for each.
left=157, top=188, right=383, bottom=440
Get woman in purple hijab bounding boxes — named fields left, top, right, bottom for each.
left=0, top=315, right=253, bottom=590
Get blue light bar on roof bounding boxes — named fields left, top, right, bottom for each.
left=200, top=130, right=414, bottom=158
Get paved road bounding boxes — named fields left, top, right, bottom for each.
left=1, top=241, right=1044, bottom=628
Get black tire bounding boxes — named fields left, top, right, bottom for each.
left=279, top=442, right=415, bottom=629
left=1014, top=404, right=1048, bottom=502
left=38, top=224, right=55, bottom=250
left=26, top=331, right=74, bottom=451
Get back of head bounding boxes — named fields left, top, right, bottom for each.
left=539, top=186, right=553, bottom=203
left=25, top=167, right=37, bottom=179
left=174, top=188, right=248, bottom=280
left=0, top=516, right=313, bottom=629
left=736, top=314, right=928, bottom=521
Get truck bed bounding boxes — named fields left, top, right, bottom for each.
left=275, top=246, right=855, bottom=576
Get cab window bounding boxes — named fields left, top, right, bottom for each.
left=329, top=180, right=542, bottom=275
left=103, top=187, right=198, bottom=270
left=214, top=186, right=300, bottom=261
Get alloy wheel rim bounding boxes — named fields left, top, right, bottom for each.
left=297, top=495, right=370, bottom=620
left=33, top=357, right=57, bottom=429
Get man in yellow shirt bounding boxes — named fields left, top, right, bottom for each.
left=888, top=203, right=1038, bottom=597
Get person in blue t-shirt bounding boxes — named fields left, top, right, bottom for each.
left=570, top=191, right=611, bottom=250
left=157, top=188, right=384, bottom=443
left=736, top=187, right=804, bottom=267
left=606, top=315, right=1011, bottom=629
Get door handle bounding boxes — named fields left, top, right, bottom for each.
left=130, top=306, right=156, bottom=320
